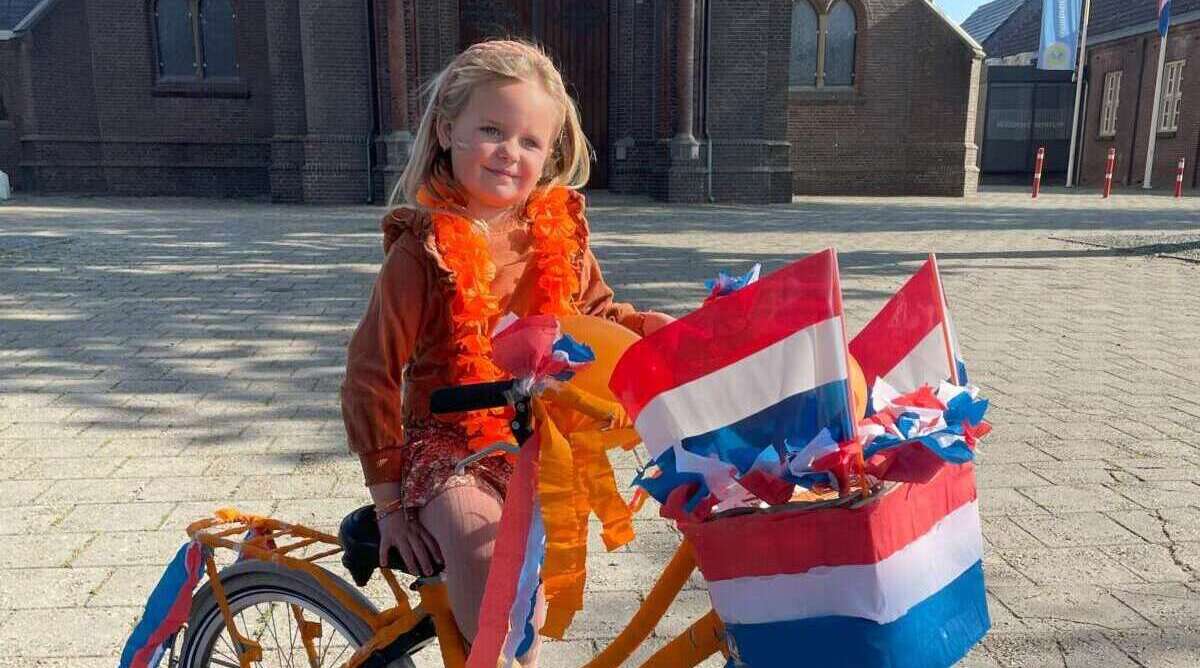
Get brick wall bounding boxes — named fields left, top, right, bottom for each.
left=788, top=0, right=981, bottom=196
left=1079, top=24, right=1200, bottom=191
left=17, top=0, right=272, bottom=196
left=0, top=41, right=22, bottom=183
left=609, top=0, right=793, bottom=204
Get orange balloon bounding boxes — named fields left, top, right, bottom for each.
left=558, top=315, right=640, bottom=403
left=549, top=315, right=641, bottom=432
left=849, top=353, right=868, bottom=421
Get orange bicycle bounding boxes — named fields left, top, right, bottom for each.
left=172, top=378, right=730, bottom=668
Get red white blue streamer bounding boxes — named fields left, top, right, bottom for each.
left=119, top=541, right=207, bottom=668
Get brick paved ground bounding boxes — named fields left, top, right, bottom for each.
left=0, top=186, right=1198, bottom=667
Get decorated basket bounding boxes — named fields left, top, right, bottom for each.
left=676, top=463, right=990, bottom=668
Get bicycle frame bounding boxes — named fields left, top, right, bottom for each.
left=186, top=379, right=729, bottom=667
left=187, top=510, right=726, bottom=668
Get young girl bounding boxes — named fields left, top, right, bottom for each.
left=340, top=40, right=671, bottom=663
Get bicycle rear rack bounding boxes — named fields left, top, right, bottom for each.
left=186, top=508, right=436, bottom=668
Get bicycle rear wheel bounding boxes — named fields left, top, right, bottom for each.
left=176, top=561, right=417, bottom=668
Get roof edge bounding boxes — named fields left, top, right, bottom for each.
left=0, top=29, right=14, bottom=40
left=8, top=0, right=63, bottom=34
left=1088, top=9, right=1200, bottom=46
left=922, top=0, right=986, bottom=57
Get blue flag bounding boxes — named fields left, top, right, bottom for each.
left=1158, top=0, right=1171, bottom=36
left=1038, top=0, right=1083, bottom=71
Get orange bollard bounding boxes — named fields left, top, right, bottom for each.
left=1103, top=147, right=1116, bottom=198
left=1031, top=147, right=1045, bottom=198
left=1175, top=158, right=1186, bottom=198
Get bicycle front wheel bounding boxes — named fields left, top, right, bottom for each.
left=176, top=560, right=416, bottom=668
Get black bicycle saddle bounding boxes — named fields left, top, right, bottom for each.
left=338, top=505, right=444, bottom=586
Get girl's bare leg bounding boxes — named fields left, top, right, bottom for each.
left=418, top=481, right=545, bottom=665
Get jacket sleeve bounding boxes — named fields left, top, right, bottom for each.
left=340, top=235, right=427, bottom=485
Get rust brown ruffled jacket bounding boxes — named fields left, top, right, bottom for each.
left=340, top=190, right=649, bottom=494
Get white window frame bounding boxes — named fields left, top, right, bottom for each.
left=1158, top=60, right=1185, bottom=133
left=1100, top=70, right=1121, bottom=137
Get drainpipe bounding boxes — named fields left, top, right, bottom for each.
left=364, top=0, right=380, bottom=203
left=704, top=0, right=714, bottom=203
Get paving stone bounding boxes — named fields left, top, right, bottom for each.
left=0, top=480, right=52, bottom=506
left=0, top=607, right=138, bottom=657
left=562, top=590, right=645, bottom=640
left=1025, top=459, right=1132, bottom=485
left=1109, top=481, right=1200, bottom=509
left=982, top=517, right=1043, bottom=549
left=1102, top=544, right=1196, bottom=583
left=1109, top=583, right=1200, bottom=629
left=17, top=457, right=124, bottom=480
left=1016, top=512, right=1144, bottom=548
left=71, top=531, right=189, bottom=567
left=135, top=475, right=242, bottom=501
left=1019, top=484, right=1141, bottom=513
left=0, top=505, right=63, bottom=535
left=1104, top=628, right=1200, bottom=667
left=979, top=488, right=1050, bottom=517
left=110, top=455, right=211, bottom=477
left=997, top=547, right=1146, bottom=587
left=0, top=533, right=92, bottom=569
left=984, top=630, right=1142, bottom=667
left=231, top=474, right=338, bottom=500
left=1109, top=508, right=1200, bottom=545
left=989, top=585, right=1151, bottom=632
left=975, top=463, right=1050, bottom=489
left=0, top=567, right=111, bottom=608
left=55, top=502, right=175, bottom=532
left=36, top=477, right=147, bottom=505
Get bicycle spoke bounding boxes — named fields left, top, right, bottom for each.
left=191, top=589, right=362, bottom=668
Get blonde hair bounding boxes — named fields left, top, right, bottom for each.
left=390, top=39, right=592, bottom=207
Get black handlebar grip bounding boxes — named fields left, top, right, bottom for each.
left=429, top=379, right=517, bottom=414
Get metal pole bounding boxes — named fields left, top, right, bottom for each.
left=1142, top=28, right=1170, bottom=189
left=1065, top=0, right=1092, bottom=188
left=1032, top=147, right=1045, bottom=198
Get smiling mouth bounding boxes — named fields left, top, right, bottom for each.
left=485, top=167, right=517, bottom=178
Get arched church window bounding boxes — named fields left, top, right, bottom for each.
left=789, top=0, right=860, bottom=90
left=824, top=1, right=857, bottom=86
left=790, top=1, right=819, bottom=87
left=153, top=0, right=239, bottom=82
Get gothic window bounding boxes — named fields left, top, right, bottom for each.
left=790, top=0, right=859, bottom=90
left=790, top=1, right=819, bottom=87
left=153, top=0, right=239, bottom=81
left=824, top=1, right=857, bottom=86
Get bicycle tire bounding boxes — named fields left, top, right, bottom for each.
left=177, top=560, right=424, bottom=668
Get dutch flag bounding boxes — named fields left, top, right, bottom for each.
left=1159, top=0, right=1172, bottom=36
left=680, top=462, right=989, bottom=667
left=610, top=249, right=857, bottom=509
left=849, top=254, right=967, bottom=399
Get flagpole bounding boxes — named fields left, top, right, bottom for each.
left=1142, top=26, right=1170, bottom=189
left=1065, top=0, right=1092, bottom=188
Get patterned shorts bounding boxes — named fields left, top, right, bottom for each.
left=399, top=418, right=514, bottom=509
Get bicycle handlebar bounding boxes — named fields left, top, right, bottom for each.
left=429, top=379, right=519, bottom=414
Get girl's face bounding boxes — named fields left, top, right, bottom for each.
left=437, top=79, right=561, bottom=222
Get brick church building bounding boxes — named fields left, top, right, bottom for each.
left=0, top=0, right=981, bottom=203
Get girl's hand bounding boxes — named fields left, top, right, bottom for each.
left=378, top=508, right=443, bottom=577
left=641, top=312, right=676, bottom=336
